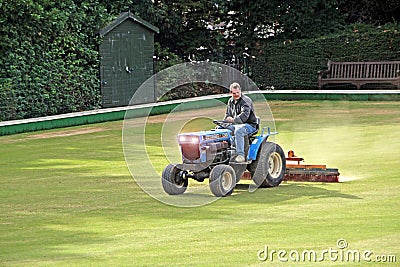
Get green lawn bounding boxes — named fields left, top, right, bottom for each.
left=0, top=101, right=399, bottom=266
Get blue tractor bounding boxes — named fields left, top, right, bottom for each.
left=161, top=120, right=286, bottom=197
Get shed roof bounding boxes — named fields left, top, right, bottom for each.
left=100, top=11, right=159, bottom=36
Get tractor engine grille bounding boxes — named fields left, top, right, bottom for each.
left=181, top=144, right=200, bottom=161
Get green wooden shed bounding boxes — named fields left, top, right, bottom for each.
left=99, top=12, right=159, bottom=107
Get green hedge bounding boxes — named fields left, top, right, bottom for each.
left=0, top=1, right=107, bottom=121
left=1, top=3, right=399, bottom=123
left=251, top=23, right=400, bottom=89
left=0, top=1, right=177, bottom=122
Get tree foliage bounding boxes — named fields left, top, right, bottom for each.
left=224, top=0, right=345, bottom=48
left=342, top=0, right=400, bottom=24
left=0, top=0, right=107, bottom=119
left=251, top=23, right=400, bottom=89
left=0, top=0, right=399, bottom=120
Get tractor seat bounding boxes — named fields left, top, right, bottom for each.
left=248, top=117, right=260, bottom=137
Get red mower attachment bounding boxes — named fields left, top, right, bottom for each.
left=241, top=150, right=340, bottom=183
left=284, top=150, right=340, bottom=182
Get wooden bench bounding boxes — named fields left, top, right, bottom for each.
left=318, top=60, right=400, bottom=89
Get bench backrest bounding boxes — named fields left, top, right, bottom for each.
left=328, top=61, right=400, bottom=79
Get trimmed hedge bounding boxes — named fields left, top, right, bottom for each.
left=0, top=1, right=107, bottom=121
left=1, top=2, right=399, bottom=123
left=251, top=23, right=400, bottom=89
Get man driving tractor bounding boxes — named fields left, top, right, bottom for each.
left=161, top=82, right=286, bottom=197
left=224, top=82, right=259, bottom=163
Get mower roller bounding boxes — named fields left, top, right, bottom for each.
left=284, top=150, right=340, bottom=182
left=242, top=150, right=340, bottom=182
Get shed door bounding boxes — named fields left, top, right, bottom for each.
left=101, top=29, right=152, bottom=107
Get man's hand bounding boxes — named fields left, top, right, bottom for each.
left=225, top=116, right=234, bottom=123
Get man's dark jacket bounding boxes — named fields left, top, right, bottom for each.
left=224, top=94, right=258, bottom=128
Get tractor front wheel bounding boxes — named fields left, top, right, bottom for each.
left=209, top=165, right=236, bottom=197
left=162, top=164, right=188, bottom=195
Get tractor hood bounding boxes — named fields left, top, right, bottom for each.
left=177, top=129, right=231, bottom=145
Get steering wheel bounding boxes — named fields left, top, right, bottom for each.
left=213, top=120, right=232, bottom=129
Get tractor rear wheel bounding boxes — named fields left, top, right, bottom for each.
left=209, top=165, right=236, bottom=197
left=249, top=142, right=286, bottom=188
left=162, top=164, right=188, bottom=195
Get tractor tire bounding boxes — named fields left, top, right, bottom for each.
left=248, top=142, right=286, bottom=188
left=162, top=164, right=188, bottom=195
left=209, top=165, right=236, bottom=197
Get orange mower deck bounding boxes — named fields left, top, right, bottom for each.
left=242, top=150, right=340, bottom=182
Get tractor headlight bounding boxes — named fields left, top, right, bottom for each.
left=178, top=135, right=199, bottom=144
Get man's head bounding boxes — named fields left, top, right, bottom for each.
left=229, top=82, right=242, bottom=101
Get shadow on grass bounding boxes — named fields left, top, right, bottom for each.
left=233, top=182, right=361, bottom=203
